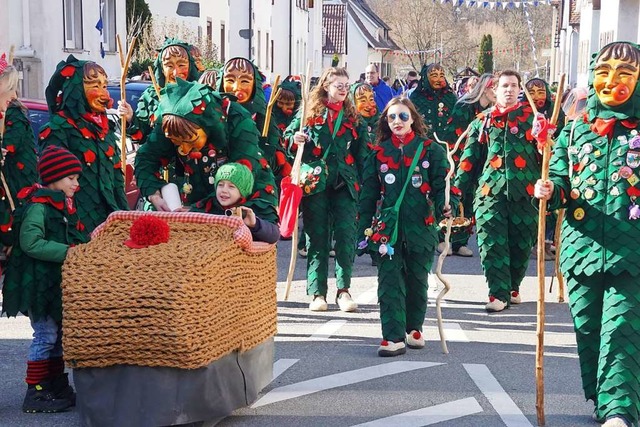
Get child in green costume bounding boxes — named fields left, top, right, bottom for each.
left=134, top=79, right=278, bottom=225
left=2, top=146, right=89, bottom=413
left=454, top=70, right=539, bottom=313
left=285, top=67, right=370, bottom=312
left=535, top=41, right=640, bottom=427
left=358, top=97, right=455, bottom=357
left=439, top=73, right=496, bottom=257
left=409, top=63, right=457, bottom=139
left=40, top=56, right=128, bottom=233
left=351, top=82, right=380, bottom=143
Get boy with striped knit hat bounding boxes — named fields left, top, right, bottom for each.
left=2, top=146, right=89, bottom=413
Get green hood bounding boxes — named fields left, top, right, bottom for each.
left=153, top=37, right=202, bottom=88
left=45, top=55, right=96, bottom=118
left=217, top=57, right=266, bottom=117
left=277, top=76, right=302, bottom=112
left=586, top=41, right=640, bottom=121
left=155, top=78, right=227, bottom=147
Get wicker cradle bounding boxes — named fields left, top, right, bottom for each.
left=61, top=211, right=277, bottom=370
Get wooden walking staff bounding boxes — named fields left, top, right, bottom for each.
left=553, top=208, right=565, bottom=302
left=262, top=74, right=281, bottom=137
left=283, top=62, right=311, bottom=301
left=433, top=125, right=473, bottom=354
left=522, top=73, right=565, bottom=427
left=116, top=35, right=137, bottom=175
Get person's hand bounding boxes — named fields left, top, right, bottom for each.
left=534, top=179, right=554, bottom=200
left=442, top=204, right=453, bottom=218
left=175, top=206, right=191, bottom=212
left=240, top=206, right=256, bottom=228
left=293, top=131, right=308, bottom=146
left=148, top=191, right=171, bottom=211
left=117, top=100, right=134, bottom=123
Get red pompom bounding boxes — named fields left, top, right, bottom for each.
left=124, top=215, right=170, bottom=249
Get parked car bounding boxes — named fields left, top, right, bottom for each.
left=107, top=80, right=152, bottom=111
left=19, top=98, right=140, bottom=210
left=562, top=87, right=588, bottom=123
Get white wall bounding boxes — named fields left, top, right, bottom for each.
left=199, top=0, right=229, bottom=64
left=346, top=15, right=369, bottom=81
left=0, top=0, right=125, bottom=99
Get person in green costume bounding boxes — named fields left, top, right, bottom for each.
left=438, top=73, right=496, bottom=257
left=525, top=77, right=566, bottom=261
left=2, top=146, right=89, bottom=413
left=285, top=67, right=370, bottom=312
left=272, top=76, right=302, bottom=139
left=358, top=97, right=455, bottom=357
left=220, top=57, right=291, bottom=183
left=535, top=41, right=640, bottom=427
left=409, top=63, right=457, bottom=138
left=40, top=56, right=128, bottom=233
left=118, top=38, right=201, bottom=145
left=0, top=99, right=38, bottom=244
left=351, top=82, right=379, bottom=143
left=454, top=70, right=539, bottom=313
left=134, top=79, right=278, bottom=224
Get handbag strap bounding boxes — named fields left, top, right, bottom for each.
left=388, top=141, right=425, bottom=246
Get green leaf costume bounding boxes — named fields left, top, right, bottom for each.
left=219, top=58, right=290, bottom=182
left=283, top=107, right=370, bottom=296
left=454, top=102, right=540, bottom=304
left=545, top=41, right=640, bottom=425
left=409, top=64, right=457, bottom=138
left=128, top=38, right=201, bottom=145
left=524, top=77, right=566, bottom=135
left=40, top=55, right=128, bottom=233
left=2, top=186, right=89, bottom=322
left=134, top=79, right=278, bottom=224
left=0, top=101, right=38, bottom=242
left=358, top=134, right=456, bottom=341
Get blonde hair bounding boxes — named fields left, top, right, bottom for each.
left=0, top=65, right=19, bottom=94
left=306, top=67, right=357, bottom=123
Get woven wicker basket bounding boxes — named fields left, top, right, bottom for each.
left=61, top=211, right=277, bottom=370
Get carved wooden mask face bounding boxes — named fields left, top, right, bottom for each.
left=593, top=57, right=639, bottom=107
left=354, top=86, right=377, bottom=118
left=83, top=69, right=112, bottom=113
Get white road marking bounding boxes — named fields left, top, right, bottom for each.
left=351, top=397, right=483, bottom=427
left=464, top=364, right=533, bottom=427
left=272, top=359, right=299, bottom=382
left=310, top=320, right=347, bottom=339
left=252, top=361, right=444, bottom=408
left=356, top=288, right=378, bottom=305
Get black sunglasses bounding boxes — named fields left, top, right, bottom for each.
left=387, top=112, right=411, bottom=122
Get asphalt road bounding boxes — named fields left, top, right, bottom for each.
left=0, top=235, right=595, bottom=427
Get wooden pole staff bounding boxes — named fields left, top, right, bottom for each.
left=522, top=73, right=565, bottom=427
left=283, top=62, right=311, bottom=301
left=433, top=125, right=472, bottom=354
left=148, top=66, right=161, bottom=98
left=117, top=34, right=137, bottom=176
left=8, top=45, right=15, bottom=64
left=262, top=74, right=281, bottom=137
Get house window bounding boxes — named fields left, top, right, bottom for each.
left=257, top=30, right=261, bottom=67
left=101, top=0, right=117, bottom=53
left=220, top=23, right=226, bottom=62
left=63, top=0, right=83, bottom=50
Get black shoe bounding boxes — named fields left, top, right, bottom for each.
left=51, top=373, right=76, bottom=406
left=22, top=381, right=73, bottom=413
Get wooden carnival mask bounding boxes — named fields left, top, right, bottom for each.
left=526, top=82, right=547, bottom=110
left=427, top=66, right=446, bottom=90
left=83, top=63, right=112, bottom=114
left=276, top=90, right=296, bottom=116
left=593, top=57, right=640, bottom=107
left=223, top=58, right=255, bottom=104
left=162, top=45, right=190, bottom=85
left=162, top=115, right=208, bottom=156
left=354, top=85, right=377, bottom=118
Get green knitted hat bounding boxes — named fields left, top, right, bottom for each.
left=215, top=163, right=254, bottom=198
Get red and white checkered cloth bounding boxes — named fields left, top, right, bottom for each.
left=91, top=211, right=274, bottom=253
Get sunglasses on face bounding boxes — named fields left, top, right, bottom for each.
left=331, top=83, right=350, bottom=91
left=387, top=112, right=411, bottom=122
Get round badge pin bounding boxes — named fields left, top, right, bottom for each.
left=573, top=208, right=585, bottom=221
left=610, top=186, right=620, bottom=196
left=510, top=127, right=518, bottom=135
left=620, top=166, right=633, bottom=179
left=570, top=188, right=580, bottom=199
left=380, top=164, right=389, bottom=173
left=611, top=172, right=620, bottom=182
left=584, top=188, right=595, bottom=200
left=422, top=160, right=430, bottom=169
left=208, top=176, right=215, bottom=185
left=589, top=163, right=597, bottom=172
left=208, top=149, right=216, bottom=157
left=385, top=173, right=396, bottom=184
left=202, top=156, right=208, bottom=163
left=583, top=143, right=593, bottom=154
left=313, top=166, right=322, bottom=175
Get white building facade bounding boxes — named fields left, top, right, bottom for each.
left=0, top=0, right=126, bottom=99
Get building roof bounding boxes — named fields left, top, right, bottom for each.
left=323, top=3, right=347, bottom=54
left=350, top=0, right=389, bottom=30
left=347, top=1, right=399, bottom=51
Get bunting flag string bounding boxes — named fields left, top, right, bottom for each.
left=523, top=2, right=541, bottom=76
left=434, top=0, right=552, bottom=8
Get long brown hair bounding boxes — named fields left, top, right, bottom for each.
left=306, top=67, right=357, bottom=124
left=162, top=114, right=200, bottom=139
left=376, top=96, right=427, bottom=143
